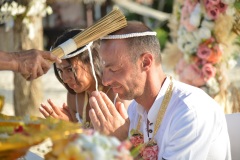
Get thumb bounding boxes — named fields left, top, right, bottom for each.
left=116, top=102, right=128, bottom=120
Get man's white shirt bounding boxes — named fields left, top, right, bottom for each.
left=128, top=76, right=231, bottom=160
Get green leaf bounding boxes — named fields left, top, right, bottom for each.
left=130, top=143, right=144, bottom=159
left=234, top=2, right=240, bottom=10
left=154, top=28, right=168, bottom=50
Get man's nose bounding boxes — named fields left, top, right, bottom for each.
left=102, top=71, right=112, bottom=86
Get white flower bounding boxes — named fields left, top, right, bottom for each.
left=109, top=137, right=121, bottom=147
left=80, top=134, right=94, bottom=148
left=28, top=23, right=35, bottom=40
left=226, top=6, right=236, bottom=16
left=0, top=1, right=52, bottom=37
left=227, top=58, right=237, bottom=69
left=201, top=19, right=214, bottom=30
left=189, top=3, right=201, bottom=27
left=206, top=78, right=220, bottom=95
left=1, top=2, right=26, bottom=16
left=221, top=0, right=236, bottom=5
left=65, top=132, right=132, bottom=159
left=177, top=26, right=186, bottom=36
left=27, top=0, right=47, bottom=16
left=46, top=6, right=53, bottom=15
left=198, top=27, right=211, bottom=40
left=92, top=145, right=106, bottom=160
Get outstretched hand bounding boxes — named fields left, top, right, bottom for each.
left=39, top=99, right=72, bottom=121
left=16, top=49, right=62, bottom=80
left=89, top=91, right=129, bottom=141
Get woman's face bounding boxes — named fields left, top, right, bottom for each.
left=56, top=58, right=95, bottom=93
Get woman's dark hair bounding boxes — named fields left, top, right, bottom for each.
left=51, top=29, right=102, bottom=94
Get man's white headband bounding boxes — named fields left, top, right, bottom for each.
left=101, top=31, right=157, bottom=39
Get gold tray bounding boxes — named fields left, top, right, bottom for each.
left=0, top=114, right=82, bottom=160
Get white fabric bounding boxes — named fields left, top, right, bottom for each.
left=62, top=41, right=93, bottom=59
left=75, top=94, right=82, bottom=123
left=58, top=38, right=77, bottom=56
left=100, top=31, right=157, bottom=39
left=128, top=77, right=231, bottom=160
left=225, top=113, right=240, bottom=160
left=25, top=151, right=43, bottom=160
left=24, top=138, right=52, bottom=160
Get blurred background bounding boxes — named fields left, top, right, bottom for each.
left=0, top=0, right=239, bottom=116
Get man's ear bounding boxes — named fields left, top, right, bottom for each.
left=140, top=52, right=153, bottom=70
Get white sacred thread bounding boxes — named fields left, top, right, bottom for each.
left=51, top=41, right=98, bottom=91
left=86, top=42, right=99, bottom=92
left=58, top=39, right=77, bottom=56
left=113, top=93, right=118, bottom=105
left=100, top=31, right=157, bottom=40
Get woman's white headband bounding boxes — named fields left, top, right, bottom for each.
left=100, top=31, right=157, bottom=39
left=50, top=40, right=99, bottom=91
left=50, top=40, right=93, bottom=59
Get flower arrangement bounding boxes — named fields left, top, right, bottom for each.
left=164, top=0, right=240, bottom=106
left=45, top=130, right=133, bottom=160
left=0, top=0, right=52, bottom=38
left=129, top=129, right=158, bottom=160
left=0, top=113, right=134, bottom=160
left=0, top=114, right=82, bottom=159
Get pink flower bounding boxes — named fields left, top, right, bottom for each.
left=198, top=37, right=222, bottom=64
left=206, top=5, right=220, bottom=19
left=207, top=45, right=222, bottom=64
left=197, top=45, right=211, bottom=60
left=201, top=63, right=216, bottom=80
left=218, top=2, right=227, bottom=13
left=208, top=0, right=220, bottom=5
left=176, top=59, right=206, bottom=87
left=180, top=0, right=198, bottom=31
left=175, top=58, right=187, bottom=75
left=117, top=140, right=132, bottom=151
left=141, top=145, right=158, bottom=160
left=204, top=0, right=227, bottom=19
left=185, top=0, right=198, bottom=11
left=183, top=19, right=197, bottom=31
left=130, top=135, right=144, bottom=147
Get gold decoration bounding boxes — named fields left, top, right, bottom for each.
left=0, top=95, right=4, bottom=112
left=0, top=114, right=82, bottom=160
left=132, top=77, right=174, bottom=145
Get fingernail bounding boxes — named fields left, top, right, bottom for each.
left=91, top=91, right=99, bottom=97
left=58, top=58, right=62, bottom=63
left=89, top=97, right=96, bottom=106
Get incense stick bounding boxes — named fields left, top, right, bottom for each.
left=51, top=8, right=127, bottom=59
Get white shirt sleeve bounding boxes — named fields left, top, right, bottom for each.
left=161, top=99, right=230, bottom=160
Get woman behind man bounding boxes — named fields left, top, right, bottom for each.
left=39, top=29, right=131, bottom=127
